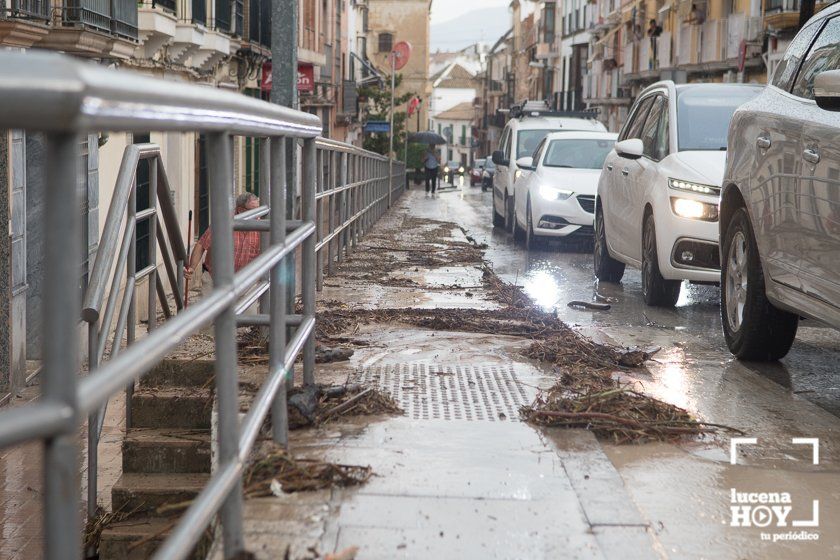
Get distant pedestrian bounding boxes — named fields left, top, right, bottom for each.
left=185, top=192, right=261, bottom=301
left=423, top=144, right=440, bottom=194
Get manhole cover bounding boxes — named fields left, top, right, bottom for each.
left=350, top=364, right=530, bottom=421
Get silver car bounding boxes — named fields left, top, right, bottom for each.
left=721, top=2, right=840, bottom=360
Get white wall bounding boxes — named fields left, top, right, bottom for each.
left=429, top=87, right=476, bottom=123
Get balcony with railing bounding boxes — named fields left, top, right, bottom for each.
left=700, top=19, right=723, bottom=63
left=675, top=23, right=698, bottom=66
left=136, top=0, right=177, bottom=58
left=2, top=0, right=50, bottom=19
left=0, top=0, right=51, bottom=48
left=764, top=0, right=831, bottom=29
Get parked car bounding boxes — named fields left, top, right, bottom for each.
left=482, top=159, right=495, bottom=192
left=470, top=158, right=486, bottom=186
left=491, top=105, right=607, bottom=231
left=442, top=160, right=464, bottom=184
left=511, top=131, right=617, bottom=249
left=594, top=81, right=762, bottom=307
left=719, top=3, right=840, bottom=361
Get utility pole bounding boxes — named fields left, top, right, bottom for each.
left=271, top=0, right=298, bottom=391
left=272, top=0, right=298, bottom=210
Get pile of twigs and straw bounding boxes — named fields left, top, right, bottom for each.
left=243, top=448, right=372, bottom=497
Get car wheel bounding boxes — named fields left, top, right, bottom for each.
left=505, top=194, right=515, bottom=234
left=721, top=208, right=798, bottom=361
left=525, top=197, right=539, bottom=250
left=642, top=213, right=681, bottom=307
left=593, top=208, right=625, bottom=282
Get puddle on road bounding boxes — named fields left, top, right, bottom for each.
left=605, top=442, right=840, bottom=559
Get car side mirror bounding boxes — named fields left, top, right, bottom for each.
left=492, top=150, right=509, bottom=166
left=516, top=156, right=535, bottom=170
left=814, top=70, right=840, bottom=111
left=615, top=138, right=644, bottom=159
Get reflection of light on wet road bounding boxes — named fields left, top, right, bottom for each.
left=654, top=359, right=693, bottom=411
left=523, top=269, right=561, bottom=310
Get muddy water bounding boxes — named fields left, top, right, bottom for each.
left=409, top=187, right=840, bottom=558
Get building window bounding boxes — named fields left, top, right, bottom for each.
left=378, top=32, right=393, bottom=53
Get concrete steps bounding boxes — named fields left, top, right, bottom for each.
left=99, top=359, right=216, bottom=559
left=98, top=517, right=211, bottom=560
left=122, top=428, right=211, bottom=474
left=130, top=388, right=213, bottom=430
left=111, top=472, right=210, bottom=518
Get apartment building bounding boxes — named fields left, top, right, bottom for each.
left=365, top=0, right=432, bottom=140
left=584, top=0, right=767, bottom=130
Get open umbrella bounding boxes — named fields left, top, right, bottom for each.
left=408, top=131, right=446, bottom=145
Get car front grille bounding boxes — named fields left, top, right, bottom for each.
left=576, top=195, right=595, bottom=214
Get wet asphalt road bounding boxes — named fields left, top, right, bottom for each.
left=416, top=181, right=840, bottom=420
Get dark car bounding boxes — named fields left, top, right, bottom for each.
left=481, top=159, right=495, bottom=192
left=470, top=158, right=486, bottom=186
left=442, top=160, right=465, bottom=184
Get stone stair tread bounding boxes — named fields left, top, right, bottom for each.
left=99, top=515, right=210, bottom=560
left=100, top=515, right=176, bottom=538
left=124, top=428, right=211, bottom=444
left=122, top=428, right=212, bottom=474
left=114, top=472, right=210, bottom=493
left=141, top=358, right=215, bottom=389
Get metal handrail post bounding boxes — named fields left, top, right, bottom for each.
left=338, top=152, right=347, bottom=263
left=43, top=132, right=81, bottom=560
left=259, top=138, right=271, bottom=324
left=126, top=179, right=137, bottom=430
left=326, top=151, right=335, bottom=277
left=315, top=149, right=324, bottom=291
left=148, top=161, right=158, bottom=333
left=302, top=138, right=316, bottom=387
left=207, top=132, right=245, bottom=556
left=270, top=137, right=289, bottom=445
left=87, top=322, right=99, bottom=521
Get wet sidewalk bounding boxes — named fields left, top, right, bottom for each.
left=222, top=187, right=661, bottom=559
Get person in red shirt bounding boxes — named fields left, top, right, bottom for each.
left=185, top=192, right=261, bottom=298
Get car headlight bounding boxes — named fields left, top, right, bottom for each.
left=444, top=166, right=450, bottom=172
left=539, top=185, right=574, bottom=201
left=670, top=197, right=719, bottom=221
left=668, top=178, right=720, bottom=196
left=459, top=166, right=464, bottom=173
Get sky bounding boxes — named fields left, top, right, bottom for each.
left=430, top=0, right=527, bottom=26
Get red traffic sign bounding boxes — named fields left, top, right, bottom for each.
left=392, top=41, right=412, bottom=70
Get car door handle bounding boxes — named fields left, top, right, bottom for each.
left=621, top=168, right=630, bottom=176
left=803, top=148, right=821, bottom=164
left=607, top=164, right=613, bottom=171
left=756, top=136, right=771, bottom=149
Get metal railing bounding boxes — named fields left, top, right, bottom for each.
left=82, top=143, right=188, bottom=522
left=2, top=0, right=50, bottom=19
left=0, top=50, right=405, bottom=560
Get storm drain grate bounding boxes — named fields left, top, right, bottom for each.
left=350, top=364, right=530, bottom=421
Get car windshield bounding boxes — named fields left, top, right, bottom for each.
left=542, top=138, right=615, bottom=169
left=676, top=86, right=762, bottom=151
left=516, top=129, right=558, bottom=159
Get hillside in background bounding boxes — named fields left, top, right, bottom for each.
left=431, top=6, right=510, bottom=52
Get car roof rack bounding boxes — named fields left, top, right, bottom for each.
left=508, top=99, right=600, bottom=120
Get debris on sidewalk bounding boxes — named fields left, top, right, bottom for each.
left=243, top=448, right=372, bottom=497
left=567, top=300, right=611, bottom=311
left=287, top=384, right=404, bottom=429
left=237, top=328, right=354, bottom=364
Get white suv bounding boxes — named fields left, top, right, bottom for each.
left=491, top=107, right=606, bottom=232
left=594, top=82, right=762, bottom=306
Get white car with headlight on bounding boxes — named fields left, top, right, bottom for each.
left=594, top=81, right=763, bottom=307
left=511, top=131, right=617, bottom=249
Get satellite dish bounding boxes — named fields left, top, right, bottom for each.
left=392, top=41, right=412, bottom=70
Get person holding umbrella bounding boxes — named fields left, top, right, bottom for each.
left=423, top=144, right=441, bottom=194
